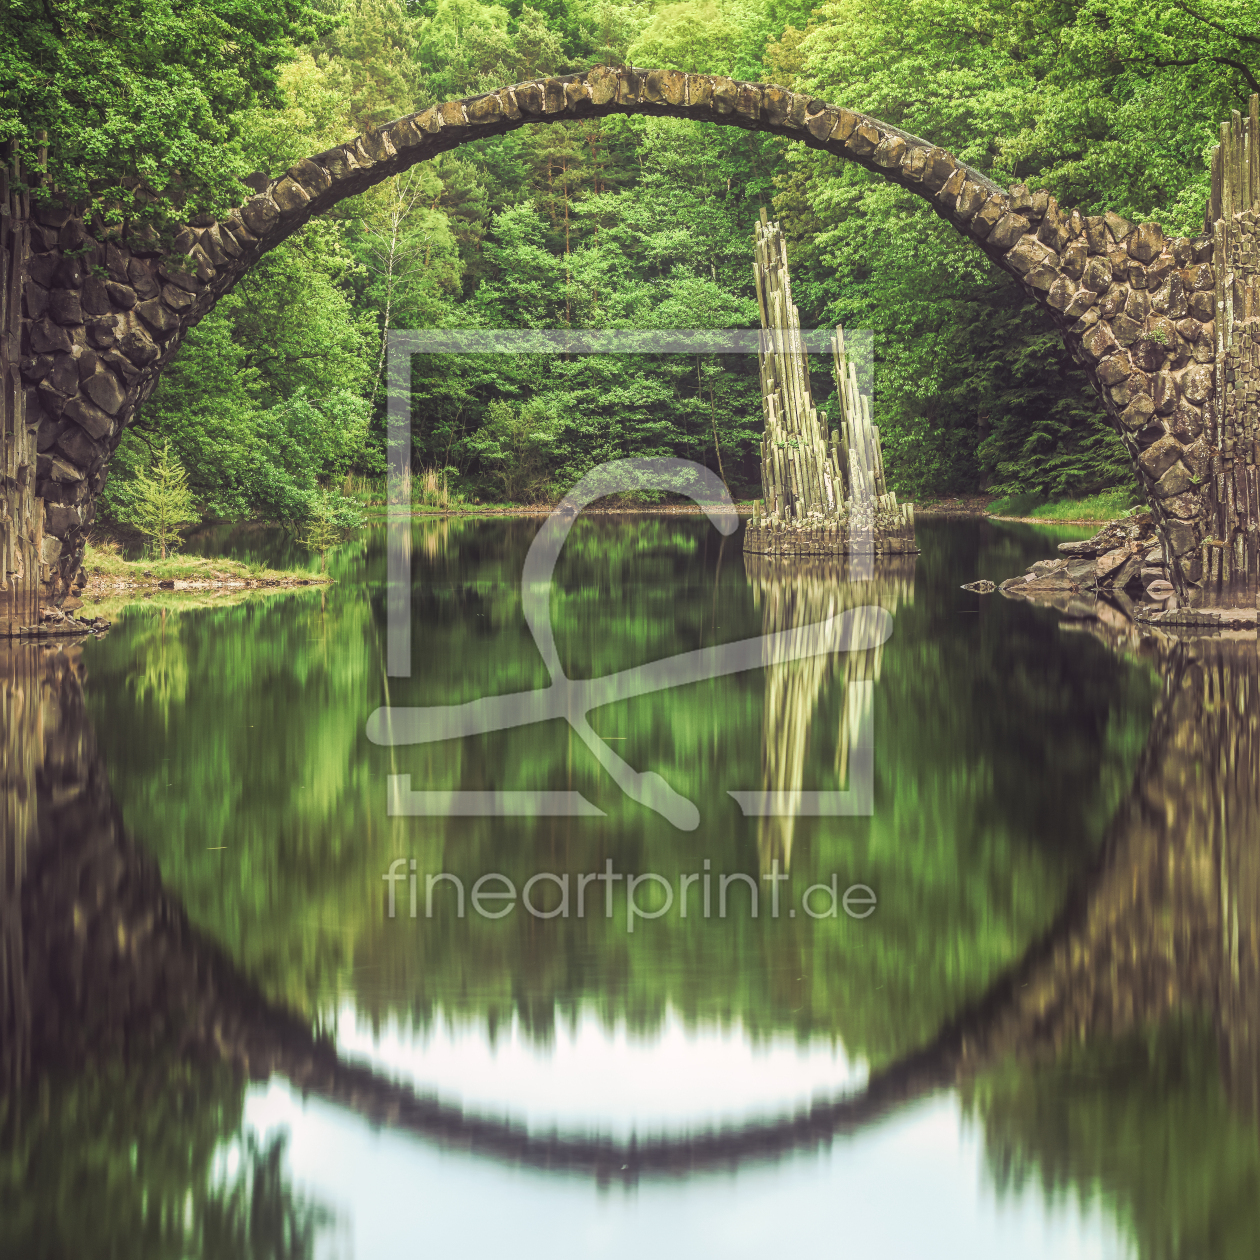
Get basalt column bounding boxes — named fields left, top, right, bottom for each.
left=743, top=212, right=915, bottom=559
left=1, top=144, right=40, bottom=638
left=1205, top=102, right=1260, bottom=605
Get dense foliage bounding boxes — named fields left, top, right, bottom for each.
left=7, top=0, right=1258, bottom=512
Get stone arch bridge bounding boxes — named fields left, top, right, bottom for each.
left=3, top=65, right=1259, bottom=631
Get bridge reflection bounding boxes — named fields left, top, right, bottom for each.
left=1, top=620, right=1259, bottom=1214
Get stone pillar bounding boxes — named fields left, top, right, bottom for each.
left=1, top=144, right=41, bottom=637
left=1205, top=103, right=1260, bottom=605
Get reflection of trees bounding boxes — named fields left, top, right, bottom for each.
left=965, top=1021, right=1260, bottom=1260
left=0, top=1061, right=334, bottom=1260
left=2, top=615, right=1258, bottom=1241
left=76, top=518, right=1155, bottom=1063
left=944, top=633, right=1260, bottom=1258
left=127, top=608, right=189, bottom=720
left=744, top=553, right=915, bottom=871
left=1, top=642, right=337, bottom=1259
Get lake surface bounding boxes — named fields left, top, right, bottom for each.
left=3, top=515, right=1258, bottom=1259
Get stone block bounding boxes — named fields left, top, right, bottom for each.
left=1151, top=461, right=1192, bottom=498
left=29, top=318, right=74, bottom=354
left=1004, top=234, right=1055, bottom=274
left=136, top=299, right=177, bottom=336
left=1152, top=371, right=1178, bottom=413
left=970, top=195, right=1006, bottom=238
left=544, top=80, right=568, bottom=113
left=1138, top=433, right=1182, bottom=480
left=1165, top=520, right=1198, bottom=554
left=64, top=396, right=115, bottom=440
left=989, top=212, right=1030, bottom=251
left=49, top=289, right=83, bottom=325
left=272, top=177, right=311, bottom=213
left=1062, top=240, right=1087, bottom=279
left=955, top=181, right=986, bottom=221
left=872, top=134, right=906, bottom=168
left=1082, top=256, right=1111, bottom=292
left=847, top=122, right=881, bottom=156
left=1128, top=222, right=1165, bottom=262
left=1046, top=276, right=1076, bottom=311
left=1189, top=292, right=1215, bottom=320
left=1180, top=364, right=1213, bottom=403
left=1096, top=352, right=1132, bottom=385
left=106, top=282, right=137, bottom=309
left=240, top=195, right=280, bottom=236
left=82, top=367, right=126, bottom=415
left=1119, top=394, right=1155, bottom=429
left=1105, top=211, right=1133, bottom=243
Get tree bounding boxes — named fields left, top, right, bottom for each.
left=291, top=488, right=363, bottom=571
left=122, top=442, right=200, bottom=560
left=0, top=0, right=333, bottom=223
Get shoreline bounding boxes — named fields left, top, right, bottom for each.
left=81, top=574, right=333, bottom=596
left=367, top=501, right=1119, bottom=527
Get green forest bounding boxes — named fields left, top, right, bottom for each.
left=6, top=0, right=1258, bottom=518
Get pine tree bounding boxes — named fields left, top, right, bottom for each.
left=126, top=443, right=199, bottom=560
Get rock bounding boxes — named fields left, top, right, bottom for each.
left=1152, top=461, right=1192, bottom=498
left=960, top=580, right=996, bottom=593
left=1111, top=553, right=1143, bottom=592
left=1165, top=520, right=1198, bottom=555
left=1023, top=572, right=1077, bottom=592
left=1128, top=223, right=1164, bottom=262
left=1105, top=211, right=1133, bottom=243
left=1138, top=433, right=1182, bottom=480
left=1096, top=547, right=1130, bottom=581
left=1181, top=364, right=1213, bottom=404
left=1119, top=395, right=1155, bottom=430
left=1145, top=579, right=1175, bottom=600
left=1065, top=558, right=1098, bottom=586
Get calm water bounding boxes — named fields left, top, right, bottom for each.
left=3, top=515, right=1258, bottom=1259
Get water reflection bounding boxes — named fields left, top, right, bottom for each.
left=2, top=520, right=1259, bottom=1257
left=745, top=553, right=914, bottom=870
left=336, top=1003, right=865, bottom=1139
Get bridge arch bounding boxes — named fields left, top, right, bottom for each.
left=12, top=65, right=1228, bottom=611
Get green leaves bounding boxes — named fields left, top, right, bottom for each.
left=0, top=0, right=333, bottom=221
left=117, top=441, right=200, bottom=559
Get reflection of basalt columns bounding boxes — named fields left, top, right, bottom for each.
left=746, top=212, right=915, bottom=559
left=2, top=644, right=82, bottom=1089
left=745, top=553, right=915, bottom=869
left=925, top=636, right=1260, bottom=1120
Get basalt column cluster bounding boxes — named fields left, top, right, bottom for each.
left=743, top=213, right=915, bottom=559
left=1, top=145, right=40, bottom=638
left=1205, top=102, right=1260, bottom=603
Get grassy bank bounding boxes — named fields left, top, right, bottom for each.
left=83, top=542, right=331, bottom=588
left=985, top=488, right=1139, bottom=522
